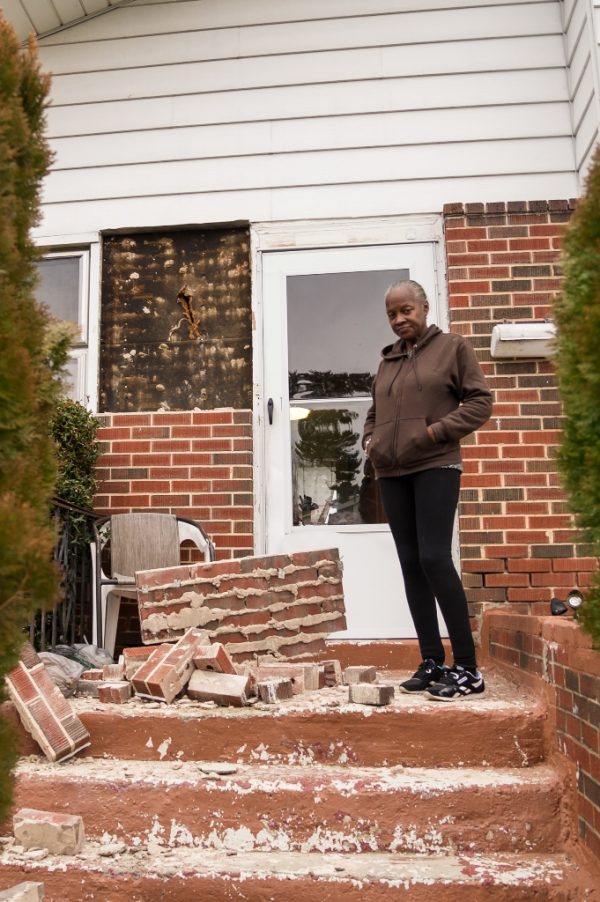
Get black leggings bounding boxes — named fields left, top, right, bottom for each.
left=378, top=468, right=476, bottom=670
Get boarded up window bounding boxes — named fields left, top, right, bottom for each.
left=100, top=228, right=251, bottom=412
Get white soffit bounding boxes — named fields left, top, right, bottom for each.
left=0, top=0, right=134, bottom=43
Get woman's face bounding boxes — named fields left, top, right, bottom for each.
left=385, top=285, right=429, bottom=345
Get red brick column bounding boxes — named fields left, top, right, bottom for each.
left=94, top=409, right=253, bottom=560
left=485, top=609, right=600, bottom=861
left=443, top=200, right=597, bottom=617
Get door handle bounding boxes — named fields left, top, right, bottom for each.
left=267, top=398, right=274, bottom=425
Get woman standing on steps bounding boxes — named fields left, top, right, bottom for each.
left=362, top=279, right=492, bottom=700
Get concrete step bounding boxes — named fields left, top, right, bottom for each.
left=0, top=845, right=596, bottom=900
left=9, top=758, right=567, bottom=855
left=5, top=667, right=548, bottom=768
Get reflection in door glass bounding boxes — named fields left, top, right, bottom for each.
left=291, top=400, right=386, bottom=525
left=287, top=269, right=408, bottom=400
left=287, top=268, right=408, bottom=527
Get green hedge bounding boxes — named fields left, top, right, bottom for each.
left=553, top=146, right=600, bottom=647
left=0, top=18, right=55, bottom=818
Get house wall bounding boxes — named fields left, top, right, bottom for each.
left=563, top=0, right=600, bottom=179
left=94, top=410, right=254, bottom=561
left=35, top=0, right=579, bottom=237
left=28, top=1, right=600, bottom=630
left=444, top=198, right=598, bottom=624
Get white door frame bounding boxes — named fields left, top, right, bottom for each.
left=250, top=214, right=448, bottom=556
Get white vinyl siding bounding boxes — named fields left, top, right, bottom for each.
left=34, top=0, right=580, bottom=235
left=563, top=0, right=600, bottom=178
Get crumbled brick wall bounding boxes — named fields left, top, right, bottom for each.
left=135, top=548, right=346, bottom=661
left=486, top=609, right=600, bottom=861
left=443, top=200, right=597, bottom=617
left=94, top=409, right=253, bottom=561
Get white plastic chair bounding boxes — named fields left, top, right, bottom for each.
left=90, top=513, right=215, bottom=656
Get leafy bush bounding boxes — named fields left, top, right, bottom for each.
left=553, top=146, right=600, bottom=646
left=0, top=15, right=55, bottom=819
left=52, top=398, right=100, bottom=545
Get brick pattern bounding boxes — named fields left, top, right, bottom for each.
left=192, top=642, right=236, bottom=674
left=94, top=409, right=253, bottom=561
left=487, top=610, right=600, bottom=860
left=97, top=682, right=132, bottom=704
left=135, top=548, right=346, bottom=660
left=130, top=629, right=210, bottom=703
left=443, top=200, right=598, bottom=613
left=5, top=663, right=90, bottom=762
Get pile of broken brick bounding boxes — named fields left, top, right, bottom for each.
left=6, top=627, right=395, bottom=765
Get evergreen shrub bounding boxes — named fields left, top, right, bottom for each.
left=553, top=145, right=600, bottom=646
left=52, top=398, right=100, bottom=546
left=0, top=15, right=55, bottom=819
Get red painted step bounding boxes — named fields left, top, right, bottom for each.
left=4, top=667, right=548, bottom=768
left=0, top=846, right=595, bottom=901
left=9, top=758, right=566, bottom=855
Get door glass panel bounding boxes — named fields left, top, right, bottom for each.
left=287, top=268, right=409, bottom=526
left=291, top=399, right=386, bottom=526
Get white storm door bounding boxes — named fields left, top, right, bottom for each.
left=262, top=243, right=449, bottom=639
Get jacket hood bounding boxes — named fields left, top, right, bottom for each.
left=380, top=324, right=442, bottom=359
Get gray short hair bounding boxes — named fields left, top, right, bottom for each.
left=384, top=279, right=428, bottom=304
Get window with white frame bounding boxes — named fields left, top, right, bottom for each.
left=35, top=249, right=91, bottom=404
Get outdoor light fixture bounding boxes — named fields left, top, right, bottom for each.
left=490, top=321, right=556, bottom=359
left=566, top=590, right=584, bottom=612
left=550, top=597, right=568, bottom=616
left=550, top=591, right=584, bottom=617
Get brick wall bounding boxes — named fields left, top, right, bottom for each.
left=485, top=609, right=600, bottom=861
left=94, top=409, right=253, bottom=561
left=135, top=548, right=346, bottom=661
left=443, top=200, right=597, bottom=618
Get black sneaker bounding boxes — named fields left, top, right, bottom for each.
left=425, top=665, right=485, bottom=701
left=398, top=659, right=447, bottom=694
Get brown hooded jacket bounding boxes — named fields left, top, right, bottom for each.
left=363, top=324, right=492, bottom=477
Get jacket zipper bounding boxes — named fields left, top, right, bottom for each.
left=389, top=343, right=422, bottom=459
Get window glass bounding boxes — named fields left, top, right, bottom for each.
left=34, top=252, right=89, bottom=403
left=35, top=256, right=81, bottom=333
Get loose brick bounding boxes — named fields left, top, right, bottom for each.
left=102, top=662, right=125, bottom=681
left=349, top=683, right=395, bottom=706
left=19, top=643, right=41, bottom=670
left=75, top=678, right=103, bottom=698
left=187, top=670, right=252, bottom=706
left=343, top=666, right=377, bottom=685
left=0, top=883, right=44, bottom=902
left=6, top=663, right=90, bottom=763
left=98, top=681, right=132, bottom=704
left=192, top=642, right=236, bottom=674
left=13, top=808, right=84, bottom=855
left=319, top=659, right=343, bottom=687
left=123, top=645, right=160, bottom=680
left=131, top=629, right=209, bottom=702
left=257, top=678, right=294, bottom=704
left=81, top=669, right=104, bottom=681
left=251, top=662, right=320, bottom=694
